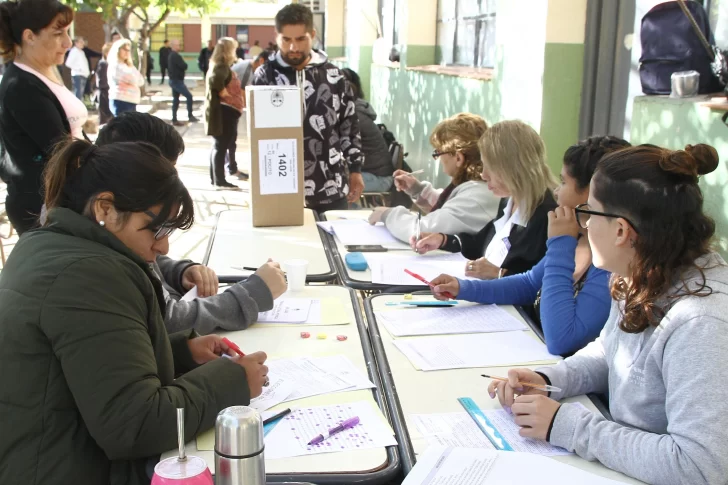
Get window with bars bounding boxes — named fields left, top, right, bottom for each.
left=437, top=0, right=496, bottom=68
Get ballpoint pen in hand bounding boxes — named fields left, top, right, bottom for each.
left=307, top=416, right=360, bottom=445
left=414, top=213, right=421, bottom=253
left=481, top=374, right=562, bottom=393
left=404, top=269, right=456, bottom=300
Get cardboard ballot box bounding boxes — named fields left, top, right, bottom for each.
left=247, top=85, right=305, bottom=227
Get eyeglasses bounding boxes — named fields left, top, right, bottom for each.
left=144, top=210, right=176, bottom=240
left=574, top=203, right=640, bottom=234
left=432, top=150, right=453, bottom=160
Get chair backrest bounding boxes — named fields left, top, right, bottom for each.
left=390, top=142, right=404, bottom=171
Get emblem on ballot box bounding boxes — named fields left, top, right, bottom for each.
left=270, top=90, right=285, bottom=107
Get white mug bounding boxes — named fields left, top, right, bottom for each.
left=282, top=259, right=308, bottom=292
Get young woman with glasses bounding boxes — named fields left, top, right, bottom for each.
left=0, top=139, right=270, bottom=484
left=368, top=112, right=500, bottom=243
left=485, top=143, right=728, bottom=485
left=432, top=136, right=630, bottom=355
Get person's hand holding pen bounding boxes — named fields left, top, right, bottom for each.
left=411, top=232, right=445, bottom=254
left=429, top=274, right=461, bottom=300
left=487, top=368, right=561, bottom=440
left=393, top=169, right=424, bottom=195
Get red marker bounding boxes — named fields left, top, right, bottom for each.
left=404, top=269, right=456, bottom=299
left=222, top=337, right=245, bottom=356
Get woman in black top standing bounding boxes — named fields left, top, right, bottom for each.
left=0, top=0, right=82, bottom=234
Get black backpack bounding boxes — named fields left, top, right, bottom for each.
left=639, top=1, right=723, bottom=95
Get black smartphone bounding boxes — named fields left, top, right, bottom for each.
left=345, top=245, right=388, bottom=252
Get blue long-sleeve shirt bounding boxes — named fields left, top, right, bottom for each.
left=457, top=235, right=611, bottom=355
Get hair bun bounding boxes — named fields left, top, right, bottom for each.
left=658, top=144, right=719, bottom=179
left=685, top=144, right=719, bottom=176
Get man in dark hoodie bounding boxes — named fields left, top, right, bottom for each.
left=253, top=3, right=364, bottom=213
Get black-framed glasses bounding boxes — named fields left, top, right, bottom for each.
left=432, top=150, right=453, bottom=160
left=574, top=203, right=640, bottom=234
left=144, top=210, right=176, bottom=240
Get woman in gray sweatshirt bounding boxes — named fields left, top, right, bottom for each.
left=487, top=143, right=728, bottom=485
left=96, top=112, right=287, bottom=334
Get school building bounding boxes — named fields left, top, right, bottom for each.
left=324, top=0, right=728, bottom=255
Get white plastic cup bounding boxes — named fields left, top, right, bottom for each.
left=282, top=259, right=308, bottom=292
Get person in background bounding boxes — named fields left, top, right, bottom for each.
left=110, top=30, right=121, bottom=43
left=145, top=48, right=153, bottom=84
left=488, top=144, right=728, bottom=485
left=0, top=0, right=87, bottom=234
left=65, top=36, right=89, bottom=100
left=235, top=41, right=245, bottom=60
left=107, top=38, right=144, bottom=116
left=432, top=136, right=630, bottom=355
left=342, top=67, right=394, bottom=193
left=368, top=113, right=499, bottom=244
left=249, top=39, right=263, bottom=58
left=168, top=38, right=198, bottom=126
left=95, top=42, right=113, bottom=125
left=158, top=38, right=170, bottom=84
left=96, top=112, right=288, bottom=334
left=198, top=39, right=213, bottom=78
left=205, top=37, right=243, bottom=191
left=226, top=49, right=267, bottom=181
left=253, top=3, right=364, bottom=212
left=0, top=139, right=270, bottom=484
left=416, top=120, right=557, bottom=279
left=267, top=40, right=276, bottom=52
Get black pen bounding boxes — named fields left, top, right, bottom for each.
left=231, top=266, right=258, bottom=271
left=263, top=408, right=292, bottom=425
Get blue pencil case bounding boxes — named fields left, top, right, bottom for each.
left=345, top=252, right=369, bottom=271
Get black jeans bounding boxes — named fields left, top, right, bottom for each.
left=5, top=187, right=42, bottom=235
left=160, top=66, right=167, bottom=83
left=210, top=105, right=241, bottom=185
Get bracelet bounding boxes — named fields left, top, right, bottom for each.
left=452, top=234, right=463, bottom=251
left=439, top=233, right=447, bottom=249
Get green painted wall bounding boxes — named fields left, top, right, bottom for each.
left=540, top=42, right=584, bottom=175
left=370, top=62, right=504, bottom=188
left=631, top=96, right=728, bottom=256
left=344, top=45, right=374, bottom=99
left=326, top=45, right=346, bottom=58
left=404, top=45, right=437, bottom=67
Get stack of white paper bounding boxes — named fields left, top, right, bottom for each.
left=402, top=447, right=627, bottom=485
left=410, top=411, right=572, bottom=456
left=376, top=304, right=527, bottom=337
left=364, top=252, right=476, bottom=285
left=393, top=332, right=559, bottom=370
left=325, top=219, right=408, bottom=247
left=253, top=356, right=376, bottom=411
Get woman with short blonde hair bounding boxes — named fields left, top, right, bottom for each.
left=205, top=37, right=245, bottom=189
left=368, top=112, right=500, bottom=243
left=107, top=38, right=145, bottom=115
left=417, top=120, right=558, bottom=280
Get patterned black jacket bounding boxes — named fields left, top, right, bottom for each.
left=253, top=50, right=363, bottom=207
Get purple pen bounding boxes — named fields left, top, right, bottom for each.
left=307, top=416, right=360, bottom=445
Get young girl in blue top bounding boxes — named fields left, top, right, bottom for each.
left=431, top=136, right=630, bottom=355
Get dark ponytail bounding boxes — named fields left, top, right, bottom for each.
left=44, top=139, right=194, bottom=232
left=0, top=0, right=73, bottom=62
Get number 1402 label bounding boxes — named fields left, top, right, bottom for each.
left=258, top=139, right=298, bottom=195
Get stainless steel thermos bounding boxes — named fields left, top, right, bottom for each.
left=214, top=406, right=266, bottom=485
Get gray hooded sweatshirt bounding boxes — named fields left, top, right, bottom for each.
left=538, top=253, right=728, bottom=485
left=152, top=256, right=274, bottom=335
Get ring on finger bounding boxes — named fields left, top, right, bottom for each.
left=263, top=376, right=270, bottom=387
left=468, top=262, right=474, bottom=271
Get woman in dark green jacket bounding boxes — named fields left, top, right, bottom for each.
left=205, top=37, right=244, bottom=190
left=0, top=139, right=269, bottom=485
